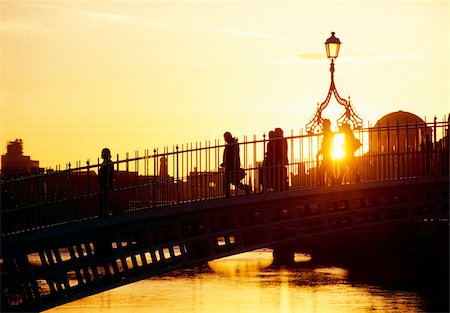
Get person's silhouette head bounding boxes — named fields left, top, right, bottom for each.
left=274, top=128, right=284, bottom=137
left=224, top=131, right=233, bottom=143
left=340, top=123, right=351, bottom=134
left=101, top=148, right=111, bottom=161
left=323, top=119, right=331, bottom=132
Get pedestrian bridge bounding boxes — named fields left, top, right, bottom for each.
left=1, top=122, right=448, bottom=312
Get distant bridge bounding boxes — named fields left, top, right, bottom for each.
left=1, top=121, right=448, bottom=312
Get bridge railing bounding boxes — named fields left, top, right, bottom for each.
left=1, top=120, right=448, bottom=235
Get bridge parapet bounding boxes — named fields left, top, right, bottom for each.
left=1, top=121, right=448, bottom=237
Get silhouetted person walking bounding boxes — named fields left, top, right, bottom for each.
left=337, top=124, right=361, bottom=184
left=420, top=131, right=433, bottom=175
left=261, top=130, right=275, bottom=191
left=272, top=128, right=289, bottom=191
left=221, top=132, right=249, bottom=198
left=317, top=119, right=335, bottom=186
left=99, top=148, right=114, bottom=218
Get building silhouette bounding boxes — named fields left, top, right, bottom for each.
left=1, top=139, right=43, bottom=178
left=369, top=111, right=430, bottom=154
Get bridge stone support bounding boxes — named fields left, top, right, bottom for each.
left=1, top=177, right=448, bottom=312
left=272, top=244, right=296, bottom=267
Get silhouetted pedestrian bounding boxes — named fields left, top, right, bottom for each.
left=98, top=148, right=114, bottom=218
left=317, top=119, right=335, bottom=186
left=261, top=130, right=275, bottom=191
left=337, top=124, right=361, bottom=184
left=272, top=128, right=289, bottom=191
left=420, top=131, right=433, bottom=175
left=221, top=132, right=249, bottom=197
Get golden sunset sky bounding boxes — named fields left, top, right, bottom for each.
left=1, top=1, right=448, bottom=169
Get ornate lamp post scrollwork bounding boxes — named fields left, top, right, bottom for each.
left=305, top=32, right=363, bottom=134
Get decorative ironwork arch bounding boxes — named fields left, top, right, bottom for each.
left=305, top=54, right=363, bottom=134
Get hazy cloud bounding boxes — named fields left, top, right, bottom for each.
left=31, top=3, right=168, bottom=28
left=80, top=127, right=151, bottom=133
left=31, top=4, right=139, bottom=22
left=340, top=53, right=417, bottom=63
left=267, top=54, right=324, bottom=65
left=267, top=56, right=305, bottom=65
left=297, top=53, right=324, bottom=60
left=187, top=25, right=298, bottom=42
left=29, top=4, right=305, bottom=43
left=0, top=21, right=58, bottom=34
left=268, top=52, right=417, bottom=65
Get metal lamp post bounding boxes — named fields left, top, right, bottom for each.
left=306, top=32, right=363, bottom=134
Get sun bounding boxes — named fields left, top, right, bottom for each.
left=332, top=133, right=345, bottom=160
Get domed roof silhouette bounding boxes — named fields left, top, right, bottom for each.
left=374, top=111, right=425, bottom=127
left=369, top=110, right=430, bottom=154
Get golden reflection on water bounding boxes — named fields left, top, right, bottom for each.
left=45, top=249, right=424, bottom=313
left=208, top=249, right=274, bottom=276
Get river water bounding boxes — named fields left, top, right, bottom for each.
left=44, top=249, right=448, bottom=313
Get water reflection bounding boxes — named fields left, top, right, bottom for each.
left=208, top=249, right=273, bottom=276
left=45, top=249, right=436, bottom=313
left=313, top=266, right=348, bottom=277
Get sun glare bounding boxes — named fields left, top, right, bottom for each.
left=332, top=133, right=345, bottom=160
